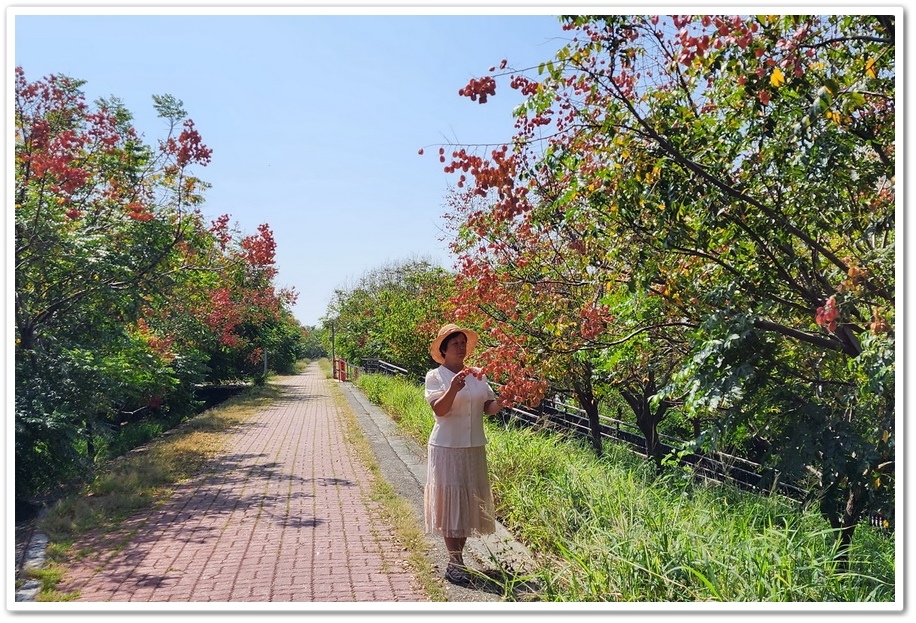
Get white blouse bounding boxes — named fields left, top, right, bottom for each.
left=424, top=365, right=496, bottom=448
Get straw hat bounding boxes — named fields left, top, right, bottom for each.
left=429, top=323, right=479, bottom=364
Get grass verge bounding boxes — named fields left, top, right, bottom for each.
left=355, top=372, right=896, bottom=603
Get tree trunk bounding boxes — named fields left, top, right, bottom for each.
left=837, top=485, right=867, bottom=570
left=573, top=383, right=603, bottom=456
left=85, top=419, right=96, bottom=461
left=819, top=482, right=867, bottom=571
left=620, top=377, right=669, bottom=465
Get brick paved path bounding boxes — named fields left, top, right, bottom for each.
left=53, top=363, right=428, bottom=602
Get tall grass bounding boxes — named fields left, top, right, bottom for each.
left=355, top=373, right=895, bottom=602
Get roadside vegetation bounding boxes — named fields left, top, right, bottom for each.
left=14, top=68, right=314, bottom=511
left=356, top=372, right=895, bottom=602
left=24, top=374, right=289, bottom=601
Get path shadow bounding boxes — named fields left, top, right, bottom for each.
left=74, top=451, right=350, bottom=555
left=315, top=477, right=355, bottom=487
left=280, top=516, right=326, bottom=529
left=265, top=391, right=321, bottom=405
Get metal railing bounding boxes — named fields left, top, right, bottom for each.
left=332, top=357, right=362, bottom=383
left=345, top=358, right=892, bottom=532
left=361, top=358, right=412, bottom=378
left=508, top=395, right=808, bottom=500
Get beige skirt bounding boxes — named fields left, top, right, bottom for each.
left=424, top=444, right=496, bottom=538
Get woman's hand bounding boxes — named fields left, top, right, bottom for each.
left=485, top=395, right=514, bottom=415
left=449, top=367, right=473, bottom=393
left=434, top=368, right=481, bottom=417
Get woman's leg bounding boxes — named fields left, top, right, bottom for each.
left=444, top=537, right=467, bottom=565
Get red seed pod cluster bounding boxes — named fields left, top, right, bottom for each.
left=458, top=76, right=497, bottom=103
left=815, top=295, right=840, bottom=334
left=509, top=75, right=540, bottom=97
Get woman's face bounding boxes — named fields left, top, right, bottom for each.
left=442, top=332, right=468, bottom=363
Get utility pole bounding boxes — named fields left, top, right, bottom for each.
left=330, top=320, right=336, bottom=379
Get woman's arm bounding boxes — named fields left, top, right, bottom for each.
left=484, top=396, right=512, bottom=415
left=432, top=368, right=473, bottom=417
left=432, top=384, right=460, bottom=417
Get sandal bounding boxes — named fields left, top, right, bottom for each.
left=445, top=562, right=473, bottom=587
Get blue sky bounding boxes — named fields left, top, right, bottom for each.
left=12, top=7, right=572, bottom=327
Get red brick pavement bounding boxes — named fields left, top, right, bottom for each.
left=53, top=363, right=428, bottom=603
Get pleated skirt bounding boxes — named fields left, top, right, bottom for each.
left=424, top=444, right=496, bottom=538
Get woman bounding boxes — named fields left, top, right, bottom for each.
left=424, top=323, right=511, bottom=586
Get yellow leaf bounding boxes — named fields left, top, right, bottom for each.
left=770, top=67, right=785, bottom=88
left=865, top=58, right=877, bottom=79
